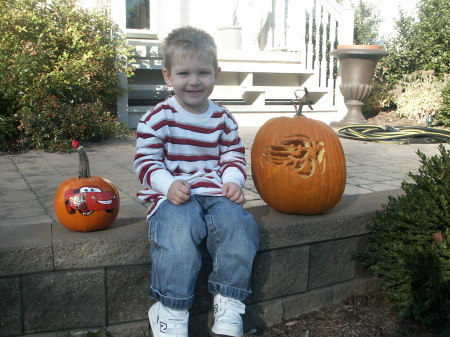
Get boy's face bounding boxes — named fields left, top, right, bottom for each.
left=163, top=52, right=220, bottom=114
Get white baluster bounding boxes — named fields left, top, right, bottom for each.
left=306, top=4, right=314, bottom=70
left=328, top=14, right=337, bottom=106
left=314, top=0, right=321, bottom=87
left=320, top=6, right=328, bottom=88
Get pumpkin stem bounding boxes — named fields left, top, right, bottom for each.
left=77, top=146, right=91, bottom=178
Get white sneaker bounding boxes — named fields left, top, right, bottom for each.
left=211, top=294, right=245, bottom=337
left=148, top=302, right=189, bottom=337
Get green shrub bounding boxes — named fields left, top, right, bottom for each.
left=17, top=96, right=130, bottom=152
left=437, top=80, right=450, bottom=126
left=355, top=144, right=450, bottom=334
left=0, top=114, right=21, bottom=152
left=390, top=70, right=449, bottom=121
left=362, top=67, right=397, bottom=114
left=0, top=0, right=134, bottom=152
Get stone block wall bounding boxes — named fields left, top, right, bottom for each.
left=0, top=191, right=394, bottom=337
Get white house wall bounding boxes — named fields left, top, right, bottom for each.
left=85, top=0, right=353, bottom=55
left=78, top=0, right=354, bottom=126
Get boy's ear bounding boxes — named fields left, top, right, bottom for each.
left=162, top=68, right=172, bottom=86
left=215, top=67, right=221, bottom=81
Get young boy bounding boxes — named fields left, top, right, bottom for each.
left=134, top=26, right=260, bottom=337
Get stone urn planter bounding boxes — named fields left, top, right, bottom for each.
left=331, top=45, right=388, bottom=125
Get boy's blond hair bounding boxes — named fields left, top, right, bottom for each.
left=162, top=26, right=218, bottom=70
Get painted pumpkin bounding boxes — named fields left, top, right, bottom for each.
left=54, top=146, right=120, bottom=231
left=251, top=115, right=346, bottom=214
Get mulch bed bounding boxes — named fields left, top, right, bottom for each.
left=254, top=289, right=439, bottom=337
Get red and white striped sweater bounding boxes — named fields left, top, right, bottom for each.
left=134, top=96, right=247, bottom=217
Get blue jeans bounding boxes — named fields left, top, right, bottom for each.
left=148, top=195, right=260, bottom=310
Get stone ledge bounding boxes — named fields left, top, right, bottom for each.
left=0, top=190, right=399, bottom=278
left=0, top=190, right=399, bottom=337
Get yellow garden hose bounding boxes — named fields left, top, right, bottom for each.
left=337, top=125, right=450, bottom=143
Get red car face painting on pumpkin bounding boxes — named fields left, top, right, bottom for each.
left=64, top=185, right=118, bottom=216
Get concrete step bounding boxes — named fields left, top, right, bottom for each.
left=127, top=104, right=340, bottom=128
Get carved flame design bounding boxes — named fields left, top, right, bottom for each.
left=261, top=134, right=326, bottom=178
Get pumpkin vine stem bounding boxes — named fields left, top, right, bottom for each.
left=77, top=146, right=91, bottom=178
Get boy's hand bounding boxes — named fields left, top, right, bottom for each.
left=222, top=182, right=246, bottom=204
left=167, top=180, right=191, bottom=205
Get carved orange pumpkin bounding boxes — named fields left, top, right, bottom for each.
left=251, top=115, right=346, bottom=214
left=54, top=146, right=120, bottom=231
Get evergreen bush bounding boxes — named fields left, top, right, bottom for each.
left=356, top=144, right=450, bottom=335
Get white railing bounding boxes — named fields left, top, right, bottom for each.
left=272, top=0, right=354, bottom=106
